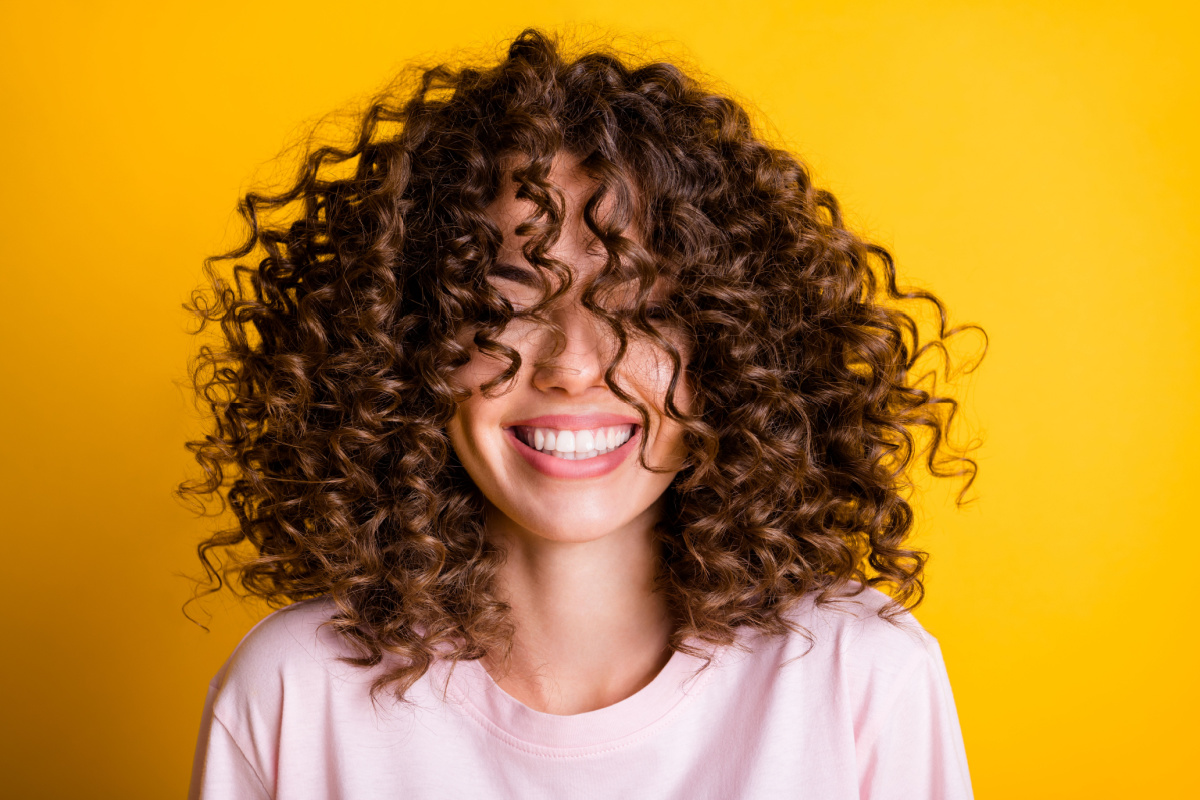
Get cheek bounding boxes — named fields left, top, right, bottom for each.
left=447, top=394, right=500, bottom=489
left=648, top=333, right=696, bottom=393
left=451, top=325, right=524, bottom=398
left=446, top=399, right=474, bottom=461
left=625, top=337, right=692, bottom=411
left=448, top=324, right=541, bottom=451
left=446, top=335, right=492, bottom=453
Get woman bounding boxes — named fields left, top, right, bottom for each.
left=183, top=27, right=983, bottom=799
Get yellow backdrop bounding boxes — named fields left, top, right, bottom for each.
left=1, top=1, right=1195, bottom=797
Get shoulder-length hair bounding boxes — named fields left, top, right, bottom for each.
left=179, top=27, right=985, bottom=700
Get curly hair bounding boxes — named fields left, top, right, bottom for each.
left=179, top=27, right=986, bottom=700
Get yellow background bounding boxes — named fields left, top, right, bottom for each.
left=2, top=1, right=1196, bottom=797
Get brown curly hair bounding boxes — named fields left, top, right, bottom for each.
left=179, top=27, right=986, bottom=700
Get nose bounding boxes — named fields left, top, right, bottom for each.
left=531, top=302, right=612, bottom=396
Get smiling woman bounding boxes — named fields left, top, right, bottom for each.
left=180, top=27, right=984, bottom=799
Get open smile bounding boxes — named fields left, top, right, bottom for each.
left=511, top=424, right=636, bottom=460
left=504, top=424, right=641, bottom=478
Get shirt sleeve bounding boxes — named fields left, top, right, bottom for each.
left=855, top=636, right=974, bottom=800
left=188, top=681, right=272, bottom=800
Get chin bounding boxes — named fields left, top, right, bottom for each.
left=516, top=516, right=634, bottom=545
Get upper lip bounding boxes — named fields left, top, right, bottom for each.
left=505, top=413, right=642, bottom=429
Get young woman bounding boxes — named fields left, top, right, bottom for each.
left=183, top=27, right=983, bottom=799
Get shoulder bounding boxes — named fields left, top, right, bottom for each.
left=207, top=596, right=370, bottom=720
left=215, top=597, right=345, bottom=680
left=770, top=583, right=943, bottom=679
left=709, top=583, right=955, bottom=738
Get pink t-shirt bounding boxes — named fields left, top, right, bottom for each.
left=189, top=586, right=973, bottom=799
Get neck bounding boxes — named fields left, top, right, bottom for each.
left=482, top=501, right=675, bottom=715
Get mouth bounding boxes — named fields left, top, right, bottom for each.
left=509, top=423, right=638, bottom=461
left=503, top=422, right=642, bottom=479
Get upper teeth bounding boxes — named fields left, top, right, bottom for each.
left=516, top=425, right=635, bottom=460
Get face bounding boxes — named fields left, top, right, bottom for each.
left=447, top=153, right=691, bottom=546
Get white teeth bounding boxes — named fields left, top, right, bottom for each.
left=514, top=424, right=636, bottom=461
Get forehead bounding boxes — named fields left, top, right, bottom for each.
left=483, top=152, right=661, bottom=292
left=485, top=152, right=640, bottom=244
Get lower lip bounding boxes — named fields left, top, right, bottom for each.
left=505, top=427, right=639, bottom=479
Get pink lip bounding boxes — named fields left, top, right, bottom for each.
left=505, top=413, right=642, bottom=429
left=505, top=425, right=640, bottom=479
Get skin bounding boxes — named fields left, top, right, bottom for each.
left=446, top=152, right=692, bottom=715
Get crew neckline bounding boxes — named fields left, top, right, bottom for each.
left=440, top=644, right=719, bottom=753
